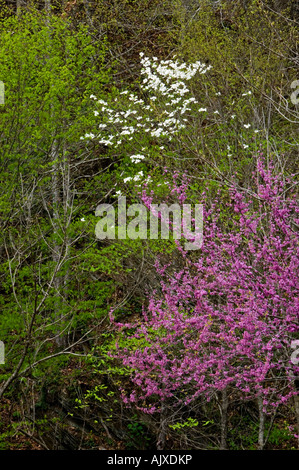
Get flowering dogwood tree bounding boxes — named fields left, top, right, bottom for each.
left=81, top=53, right=212, bottom=192
left=85, top=53, right=211, bottom=146
left=82, top=52, right=263, bottom=201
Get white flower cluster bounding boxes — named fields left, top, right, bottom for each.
left=83, top=54, right=211, bottom=144
left=130, top=154, right=145, bottom=164
left=139, top=55, right=211, bottom=133
left=124, top=171, right=144, bottom=183
left=80, top=132, right=95, bottom=140
left=140, top=53, right=211, bottom=86
left=82, top=54, right=212, bottom=184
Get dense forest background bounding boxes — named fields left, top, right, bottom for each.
left=0, top=0, right=298, bottom=450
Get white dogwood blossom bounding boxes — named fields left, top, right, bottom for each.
left=81, top=54, right=259, bottom=197
left=130, top=154, right=145, bottom=164
left=82, top=53, right=212, bottom=183
left=133, top=171, right=143, bottom=181
left=124, top=176, right=133, bottom=183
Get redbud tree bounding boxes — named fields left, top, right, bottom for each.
left=110, top=158, right=298, bottom=419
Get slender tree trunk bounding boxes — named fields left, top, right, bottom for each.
left=257, top=395, right=265, bottom=450
left=288, top=361, right=299, bottom=449
left=294, top=393, right=299, bottom=450
left=16, top=0, right=22, bottom=16
left=220, top=388, right=228, bottom=450
left=83, top=0, right=93, bottom=25
left=157, top=403, right=167, bottom=450
left=61, top=145, right=72, bottom=346
left=51, top=140, right=65, bottom=347
left=50, top=142, right=72, bottom=349
left=45, top=0, right=51, bottom=14
left=45, top=1, right=69, bottom=348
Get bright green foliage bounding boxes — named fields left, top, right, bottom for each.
left=0, top=9, right=114, bottom=386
